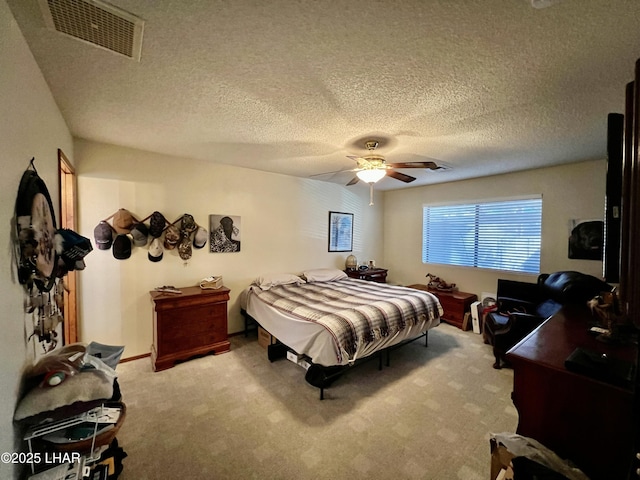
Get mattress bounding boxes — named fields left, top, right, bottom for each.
left=245, top=278, right=442, bottom=366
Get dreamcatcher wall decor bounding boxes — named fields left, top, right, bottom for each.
left=14, top=159, right=93, bottom=352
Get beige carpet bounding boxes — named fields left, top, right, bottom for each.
left=115, top=323, right=517, bottom=480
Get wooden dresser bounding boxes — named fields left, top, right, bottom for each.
left=506, top=305, right=637, bottom=480
left=345, top=267, right=388, bottom=283
left=150, top=286, right=230, bottom=371
left=406, top=284, right=477, bottom=330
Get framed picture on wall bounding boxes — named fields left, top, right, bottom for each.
left=210, top=214, right=241, bottom=252
left=328, top=211, right=353, bottom=252
left=568, top=218, right=603, bottom=260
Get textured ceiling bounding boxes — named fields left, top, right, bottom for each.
left=7, top=0, right=640, bottom=190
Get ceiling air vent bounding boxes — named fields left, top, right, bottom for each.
left=38, top=0, right=144, bottom=61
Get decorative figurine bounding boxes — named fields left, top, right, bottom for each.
left=425, top=273, right=457, bottom=292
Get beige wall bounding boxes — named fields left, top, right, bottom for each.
left=383, top=159, right=607, bottom=296
left=0, top=1, right=74, bottom=478
left=74, top=139, right=384, bottom=358
left=75, top=138, right=607, bottom=359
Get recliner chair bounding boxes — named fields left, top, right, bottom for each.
left=484, top=271, right=612, bottom=369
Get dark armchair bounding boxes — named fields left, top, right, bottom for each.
left=484, top=271, right=612, bottom=369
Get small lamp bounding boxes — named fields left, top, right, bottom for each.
left=345, top=255, right=357, bottom=271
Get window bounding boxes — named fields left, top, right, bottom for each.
left=422, top=196, right=542, bottom=274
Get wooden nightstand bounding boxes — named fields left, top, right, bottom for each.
left=406, top=284, right=477, bottom=330
left=150, top=286, right=230, bottom=371
left=345, top=268, right=388, bottom=283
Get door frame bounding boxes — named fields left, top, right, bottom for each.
left=58, top=149, right=78, bottom=345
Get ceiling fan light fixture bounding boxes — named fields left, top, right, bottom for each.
left=356, top=169, right=386, bottom=183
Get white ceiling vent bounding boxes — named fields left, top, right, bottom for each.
left=38, top=0, right=144, bottom=61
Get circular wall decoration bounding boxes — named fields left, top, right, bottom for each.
left=15, top=163, right=58, bottom=292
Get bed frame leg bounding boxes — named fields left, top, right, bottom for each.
left=306, top=329, right=433, bottom=400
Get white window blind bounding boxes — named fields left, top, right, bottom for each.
left=422, top=197, right=542, bottom=274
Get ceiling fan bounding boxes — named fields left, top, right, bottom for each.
left=312, top=139, right=446, bottom=205
left=343, top=140, right=444, bottom=187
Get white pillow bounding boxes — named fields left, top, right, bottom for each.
left=303, top=268, right=348, bottom=282
left=253, top=273, right=305, bottom=290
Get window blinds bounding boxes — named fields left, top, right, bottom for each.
left=422, top=197, right=542, bottom=274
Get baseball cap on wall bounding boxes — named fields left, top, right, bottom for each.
left=193, top=226, right=207, bottom=249
left=178, top=236, right=192, bottom=260
left=112, top=209, right=136, bottom=234
left=164, top=224, right=180, bottom=250
left=56, top=228, right=93, bottom=272
left=180, top=214, right=197, bottom=236
left=148, top=237, right=163, bottom=262
left=112, top=234, right=132, bottom=260
left=93, top=221, right=114, bottom=250
left=131, top=222, right=149, bottom=247
left=149, top=211, right=167, bottom=238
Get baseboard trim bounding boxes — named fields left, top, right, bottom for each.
left=120, top=352, right=151, bottom=363
left=120, top=332, right=249, bottom=362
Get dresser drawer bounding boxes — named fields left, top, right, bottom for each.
left=150, top=286, right=230, bottom=371
left=158, top=304, right=227, bottom=339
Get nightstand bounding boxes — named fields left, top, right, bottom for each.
left=345, top=268, right=388, bottom=283
left=406, top=284, right=477, bottom=330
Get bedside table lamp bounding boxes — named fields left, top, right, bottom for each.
left=345, top=255, right=357, bottom=271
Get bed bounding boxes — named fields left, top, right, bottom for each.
left=241, top=268, right=443, bottom=398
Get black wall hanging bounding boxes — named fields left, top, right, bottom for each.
left=15, top=159, right=58, bottom=292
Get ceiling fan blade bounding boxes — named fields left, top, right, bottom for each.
left=346, top=176, right=360, bottom=186
left=387, top=170, right=416, bottom=183
left=387, top=161, right=440, bottom=170
left=309, top=167, right=357, bottom=178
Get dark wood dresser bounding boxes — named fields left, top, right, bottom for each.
left=345, top=267, right=388, bottom=283
left=506, top=305, right=637, bottom=480
left=406, top=284, right=477, bottom=330
left=150, top=286, right=230, bottom=371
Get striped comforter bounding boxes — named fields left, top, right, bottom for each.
left=251, top=279, right=442, bottom=363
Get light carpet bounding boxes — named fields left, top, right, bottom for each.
left=115, top=323, right=517, bottom=479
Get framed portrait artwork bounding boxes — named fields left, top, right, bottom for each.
left=328, top=211, right=353, bottom=252
left=568, top=218, right=603, bottom=260
left=210, top=214, right=241, bottom=252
